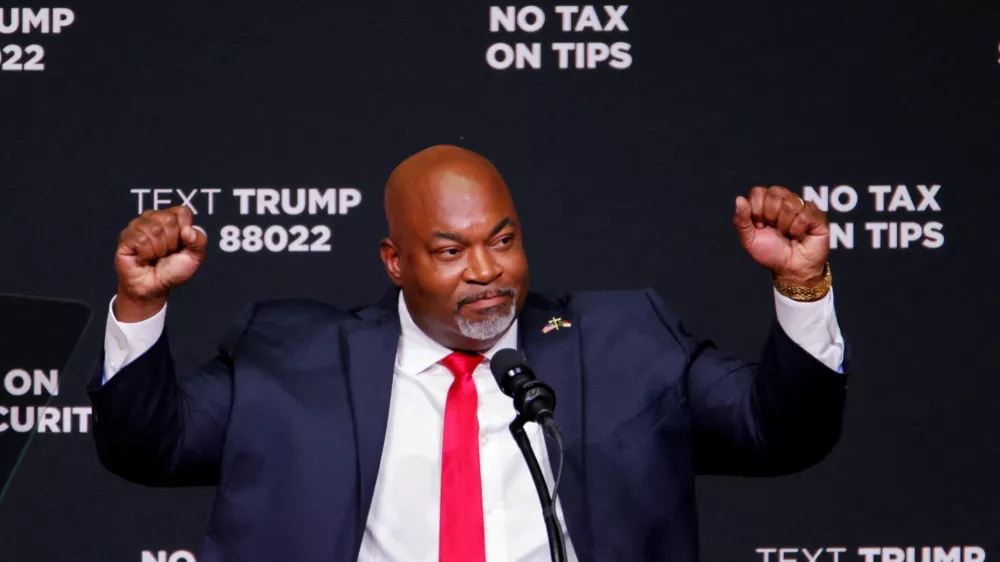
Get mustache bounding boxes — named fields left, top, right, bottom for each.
left=455, top=288, right=517, bottom=310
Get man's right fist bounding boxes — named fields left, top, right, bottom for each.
left=114, top=206, right=207, bottom=322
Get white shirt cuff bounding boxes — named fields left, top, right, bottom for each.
left=102, top=296, right=167, bottom=384
left=773, top=287, right=845, bottom=373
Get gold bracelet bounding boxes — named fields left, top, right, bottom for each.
left=773, top=263, right=832, bottom=302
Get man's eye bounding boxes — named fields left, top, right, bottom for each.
left=438, top=248, right=461, bottom=257
left=496, top=236, right=513, bottom=246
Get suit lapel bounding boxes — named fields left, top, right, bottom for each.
left=519, top=294, right=592, bottom=558
left=344, top=290, right=400, bottom=538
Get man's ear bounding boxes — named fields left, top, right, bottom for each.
left=379, top=238, right=404, bottom=287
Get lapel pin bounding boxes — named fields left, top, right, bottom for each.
left=543, top=317, right=572, bottom=334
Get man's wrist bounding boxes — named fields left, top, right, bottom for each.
left=773, top=263, right=832, bottom=301
left=113, top=290, right=167, bottom=323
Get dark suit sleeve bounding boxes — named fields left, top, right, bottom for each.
left=643, top=289, right=848, bottom=476
left=86, top=303, right=258, bottom=487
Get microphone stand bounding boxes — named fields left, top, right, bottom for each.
left=509, top=415, right=567, bottom=562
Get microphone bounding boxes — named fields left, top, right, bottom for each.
left=490, top=349, right=558, bottom=431
left=490, top=348, right=567, bottom=562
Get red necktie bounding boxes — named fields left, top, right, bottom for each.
left=439, top=351, right=486, bottom=562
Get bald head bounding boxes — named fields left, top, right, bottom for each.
left=379, top=145, right=529, bottom=351
left=384, top=145, right=512, bottom=244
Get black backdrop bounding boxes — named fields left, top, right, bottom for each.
left=1, top=1, right=999, bottom=560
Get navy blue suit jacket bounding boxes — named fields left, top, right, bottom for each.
left=88, top=289, right=847, bottom=562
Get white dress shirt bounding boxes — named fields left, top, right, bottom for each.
left=101, top=289, right=844, bottom=562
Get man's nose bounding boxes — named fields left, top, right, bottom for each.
left=464, top=245, right=503, bottom=285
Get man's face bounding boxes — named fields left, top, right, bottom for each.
left=383, top=167, right=529, bottom=351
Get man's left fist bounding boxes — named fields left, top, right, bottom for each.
left=733, top=186, right=829, bottom=287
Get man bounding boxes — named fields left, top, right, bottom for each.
left=89, top=145, right=847, bottom=562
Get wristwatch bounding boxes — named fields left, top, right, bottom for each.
left=773, top=262, right=832, bottom=302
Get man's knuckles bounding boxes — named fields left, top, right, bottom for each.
left=120, top=207, right=197, bottom=253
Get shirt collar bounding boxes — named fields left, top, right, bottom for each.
left=396, top=291, right=519, bottom=377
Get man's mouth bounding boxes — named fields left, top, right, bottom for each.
left=457, top=289, right=515, bottom=312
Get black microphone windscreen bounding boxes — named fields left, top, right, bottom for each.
left=490, top=348, right=527, bottom=380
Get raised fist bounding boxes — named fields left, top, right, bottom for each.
left=733, top=186, right=830, bottom=287
left=114, top=206, right=207, bottom=322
